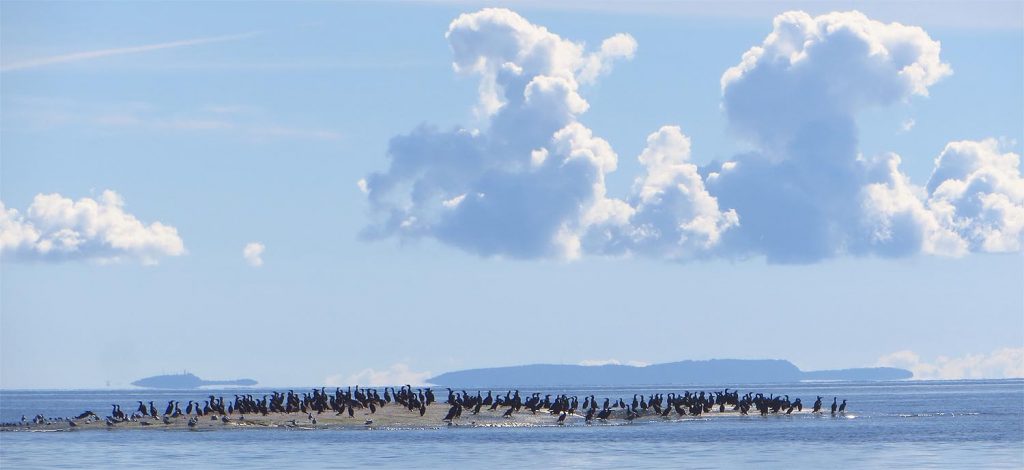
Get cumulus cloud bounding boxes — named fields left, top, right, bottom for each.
left=579, top=359, right=650, bottom=367
left=926, top=139, right=1024, bottom=253
left=324, top=363, right=433, bottom=387
left=243, top=242, right=265, bottom=267
left=708, top=10, right=967, bottom=262
left=361, top=8, right=1023, bottom=263
left=877, top=348, right=1024, bottom=380
left=0, top=190, right=184, bottom=264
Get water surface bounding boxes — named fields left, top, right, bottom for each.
left=2, top=380, right=1021, bottom=469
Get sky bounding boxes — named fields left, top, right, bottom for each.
left=1, top=1, right=1022, bottom=389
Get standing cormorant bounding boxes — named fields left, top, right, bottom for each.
left=442, top=404, right=461, bottom=422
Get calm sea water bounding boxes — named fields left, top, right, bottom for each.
left=1, top=380, right=1022, bottom=469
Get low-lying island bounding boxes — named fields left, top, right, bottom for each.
left=4, top=386, right=848, bottom=431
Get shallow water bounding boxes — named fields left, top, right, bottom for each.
left=2, top=380, right=1022, bottom=469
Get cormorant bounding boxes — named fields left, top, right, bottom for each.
left=442, top=404, right=460, bottom=422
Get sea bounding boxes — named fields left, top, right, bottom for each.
left=1, top=379, right=1022, bottom=469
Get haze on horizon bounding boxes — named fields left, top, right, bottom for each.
left=1, top=1, right=1022, bottom=389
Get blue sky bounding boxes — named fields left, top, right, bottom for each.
left=1, top=1, right=1022, bottom=388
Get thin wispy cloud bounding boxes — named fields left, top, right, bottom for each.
left=4, top=97, right=342, bottom=142
left=122, top=59, right=434, bottom=72
left=1, top=31, right=260, bottom=72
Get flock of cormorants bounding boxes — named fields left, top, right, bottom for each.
left=5, top=385, right=850, bottom=429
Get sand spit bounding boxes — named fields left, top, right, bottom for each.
left=3, top=406, right=824, bottom=432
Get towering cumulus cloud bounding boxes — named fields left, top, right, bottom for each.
left=360, top=8, right=641, bottom=259
left=362, top=8, right=1023, bottom=262
left=0, top=190, right=184, bottom=264
left=711, top=10, right=1021, bottom=262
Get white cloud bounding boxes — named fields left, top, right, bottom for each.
left=926, top=139, right=1024, bottom=252
left=324, top=363, right=432, bottom=387
left=705, top=10, right=1019, bottom=263
left=900, top=118, right=916, bottom=132
left=578, top=33, right=638, bottom=83
left=362, top=8, right=639, bottom=259
left=621, top=126, right=739, bottom=257
left=243, top=242, right=265, bottom=267
left=1, top=32, right=260, bottom=72
left=444, top=8, right=635, bottom=116
left=877, top=348, right=1024, bottom=380
left=0, top=190, right=184, bottom=264
left=579, top=359, right=650, bottom=367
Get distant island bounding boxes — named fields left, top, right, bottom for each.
left=132, top=373, right=257, bottom=389
left=427, top=359, right=911, bottom=387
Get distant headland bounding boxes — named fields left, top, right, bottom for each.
left=131, top=373, right=257, bottom=389
left=427, top=359, right=911, bottom=387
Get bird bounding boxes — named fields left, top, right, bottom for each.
left=625, top=408, right=638, bottom=423
left=556, top=412, right=567, bottom=425
left=830, top=398, right=838, bottom=416
left=442, top=404, right=460, bottom=422
left=838, top=399, right=847, bottom=414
